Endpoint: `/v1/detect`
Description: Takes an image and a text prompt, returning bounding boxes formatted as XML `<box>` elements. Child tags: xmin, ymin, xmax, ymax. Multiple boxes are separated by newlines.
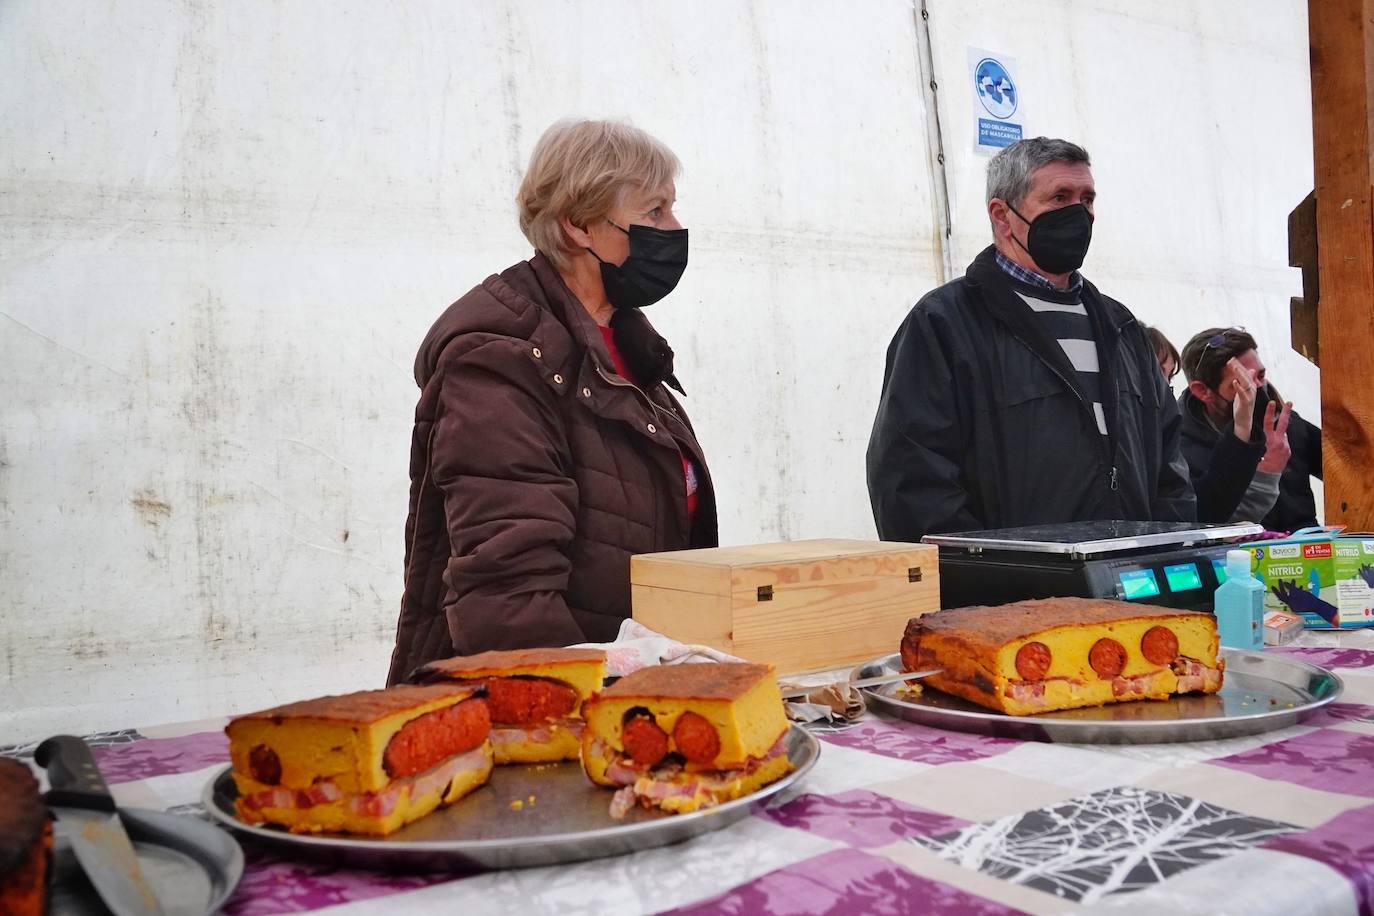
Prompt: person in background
<box><xmin>1143</xmin><ymin>324</ymin><xmax>1180</xmax><ymax>387</ymax></box>
<box><xmin>387</xmin><ymin>119</ymin><xmax>717</xmax><ymax>684</ymax></box>
<box><xmin>1178</xmin><ymin>327</ymin><xmax>1322</xmax><ymax>531</ymax></box>
<box><xmin>867</xmin><ymin>137</ymin><xmax>1194</xmax><ymax>542</ymax></box>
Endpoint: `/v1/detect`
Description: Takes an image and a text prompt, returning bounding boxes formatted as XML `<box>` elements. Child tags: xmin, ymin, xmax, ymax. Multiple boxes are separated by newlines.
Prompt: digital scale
<box><xmin>922</xmin><ymin>520</ymin><xmax>1264</xmax><ymax>612</ymax></box>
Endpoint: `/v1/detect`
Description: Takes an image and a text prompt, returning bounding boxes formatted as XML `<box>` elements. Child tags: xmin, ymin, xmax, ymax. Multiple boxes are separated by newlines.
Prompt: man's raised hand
<box><xmin>1257</xmin><ymin>398</ymin><xmax>1293</xmax><ymax>473</ymax></box>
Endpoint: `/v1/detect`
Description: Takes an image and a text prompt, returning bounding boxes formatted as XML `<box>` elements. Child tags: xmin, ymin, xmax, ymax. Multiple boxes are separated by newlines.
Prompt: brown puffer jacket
<box><xmin>386</xmin><ymin>253</ymin><xmax>718</xmax><ymax>684</ymax></box>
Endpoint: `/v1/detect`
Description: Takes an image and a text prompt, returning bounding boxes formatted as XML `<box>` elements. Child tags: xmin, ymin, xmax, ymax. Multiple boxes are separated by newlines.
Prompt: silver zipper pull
<box><xmin>1109</xmin><ymin>466</ymin><xmax>1119</xmax><ymax>491</ymax></box>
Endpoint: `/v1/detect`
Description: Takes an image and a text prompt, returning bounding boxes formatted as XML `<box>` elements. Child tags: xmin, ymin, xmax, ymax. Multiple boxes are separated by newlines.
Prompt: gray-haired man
<box><xmin>867</xmin><ymin>137</ymin><xmax>1195</xmax><ymax>541</ymax></box>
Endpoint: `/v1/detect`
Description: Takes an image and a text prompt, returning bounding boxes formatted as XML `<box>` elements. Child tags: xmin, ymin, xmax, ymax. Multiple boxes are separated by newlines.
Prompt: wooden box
<box><xmin>631</xmin><ymin>538</ymin><xmax>939</xmax><ymax>675</ymax></box>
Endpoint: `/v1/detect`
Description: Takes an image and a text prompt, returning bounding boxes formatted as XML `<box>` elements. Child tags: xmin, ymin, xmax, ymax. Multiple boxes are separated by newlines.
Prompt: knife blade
<box><xmin>35</xmin><ymin>735</ymin><xmax>166</xmax><ymax>916</ymax></box>
<box><xmin>780</xmin><ymin>667</ymin><xmax>944</xmax><ymax>701</ymax></box>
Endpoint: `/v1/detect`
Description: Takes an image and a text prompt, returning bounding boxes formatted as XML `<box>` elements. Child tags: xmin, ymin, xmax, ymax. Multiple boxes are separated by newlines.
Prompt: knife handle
<box><xmin>35</xmin><ymin>735</ymin><xmax>117</xmax><ymax>812</ymax></box>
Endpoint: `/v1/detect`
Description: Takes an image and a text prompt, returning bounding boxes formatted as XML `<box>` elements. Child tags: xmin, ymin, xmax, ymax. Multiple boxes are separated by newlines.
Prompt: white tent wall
<box><xmin>0</xmin><ymin>0</ymin><xmax>941</xmax><ymax>740</ymax></box>
<box><xmin>0</xmin><ymin>0</ymin><xmax>1311</xmax><ymax>741</ymax></box>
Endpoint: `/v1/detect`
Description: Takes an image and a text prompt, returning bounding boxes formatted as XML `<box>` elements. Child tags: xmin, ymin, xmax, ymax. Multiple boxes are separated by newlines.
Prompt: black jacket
<box><xmin>1266</xmin><ymin>406</ymin><xmax>1321</xmax><ymax>532</ymax></box>
<box><xmin>1176</xmin><ymin>389</ymin><xmax>1265</xmax><ymax>523</ymax></box>
<box><xmin>1177</xmin><ymin>387</ymin><xmax>1323</xmax><ymax>531</ymax></box>
<box><xmin>867</xmin><ymin>246</ymin><xmax>1195</xmax><ymax>541</ymax></box>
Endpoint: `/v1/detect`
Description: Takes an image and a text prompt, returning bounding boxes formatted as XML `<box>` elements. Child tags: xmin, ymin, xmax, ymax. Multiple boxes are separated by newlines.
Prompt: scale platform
<box><xmin>923</xmin><ymin>520</ymin><xmax>1264</xmax><ymax>611</ymax></box>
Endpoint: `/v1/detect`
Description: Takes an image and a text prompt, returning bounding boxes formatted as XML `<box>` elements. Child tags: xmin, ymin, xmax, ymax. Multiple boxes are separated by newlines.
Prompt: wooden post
<box><xmin>1308</xmin><ymin>0</ymin><xmax>1374</xmax><ymax>530</ymax></box>
<box><xmin>1287</xmin><ymin>191</ymin><xmax>1319</xmax><ymax>367</ymax></box>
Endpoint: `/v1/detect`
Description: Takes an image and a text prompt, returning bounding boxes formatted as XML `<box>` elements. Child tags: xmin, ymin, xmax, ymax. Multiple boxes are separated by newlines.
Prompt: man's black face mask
<box><xmin>588</xmin><ymin>221</ymin><xmax>689</xmax><ymax>310</ymax></box>
<box><xmin>1007</xmin><ymin>202</ymin><xmax>1094</xmax><ymax>275</ymax></box>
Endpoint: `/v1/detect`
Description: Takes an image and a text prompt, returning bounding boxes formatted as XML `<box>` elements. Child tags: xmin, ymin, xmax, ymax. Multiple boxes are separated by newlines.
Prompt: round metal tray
<box><xmin>854</xmin><ymin>649</ymin><xmax>1343</xmax><ymax>744</ymax></box>
<box><xmin>202</xmin><ymin>724</ymin><xmax>818</xmax><ymax>871</ymax></box>
<box><xmin>51</xmin><ymin>807</ymin><xmax>244</xmax><ymax>916</ymax></box>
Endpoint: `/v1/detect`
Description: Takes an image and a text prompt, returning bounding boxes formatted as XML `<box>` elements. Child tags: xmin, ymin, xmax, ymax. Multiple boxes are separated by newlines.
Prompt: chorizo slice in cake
<box><xmin>412</xmin><ymin>648</ymin><xmax>607</xmax><ymax>764</ymax></box>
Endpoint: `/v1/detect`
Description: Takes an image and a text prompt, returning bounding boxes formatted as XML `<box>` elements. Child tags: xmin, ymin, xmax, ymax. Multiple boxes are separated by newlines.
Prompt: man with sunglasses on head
<box><xmin>868</xmin><ymin>138</ymin><xmax>1194</xmax><ymax>542</ymax></box>
<box><xmin>1178</xmin><ymin>328</ymin><xmax>1322</xmax><ymax>530</ymax></box>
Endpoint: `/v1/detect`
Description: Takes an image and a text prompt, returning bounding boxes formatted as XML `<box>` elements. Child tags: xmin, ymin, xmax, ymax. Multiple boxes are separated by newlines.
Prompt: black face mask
<box><xmin>1007</xmin><ymin>202</ymin><xmax>1094</xmax><ymax>275</ymax></box>
<box><xmin>1234</xmin><ymin>382</ymin><xmax>1272</xmax><ymax>431</ymax></box>
<box><xmin>588</xmin><ymin>221</ymin><xmax>688</xmax><ymax>309</ymax></box>
<box><xmin>1252</xmin><ymin>383</ymin><xmax>1272</xmax><ymax>429</ymax></box>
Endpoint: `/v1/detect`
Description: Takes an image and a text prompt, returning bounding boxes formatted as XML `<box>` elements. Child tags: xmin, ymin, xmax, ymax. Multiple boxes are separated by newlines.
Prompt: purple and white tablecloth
<box><xmin>9</xmin><ymin>633</ymin><xmax>1374</xmax><ymax>914</ymax></box>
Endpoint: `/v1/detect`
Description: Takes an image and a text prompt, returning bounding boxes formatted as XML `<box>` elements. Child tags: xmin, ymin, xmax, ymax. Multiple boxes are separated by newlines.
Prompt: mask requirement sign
<box><xmin>969</xmin><ymin>47</ymin><xmax>1024</xmax><ymax>153</ymax></box>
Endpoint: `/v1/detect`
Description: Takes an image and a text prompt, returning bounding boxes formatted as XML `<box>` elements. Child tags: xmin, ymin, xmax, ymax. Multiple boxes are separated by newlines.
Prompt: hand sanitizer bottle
<box><xmin>1215</xmin><ymin>549</ymin><xmax>1265</xmax><ymax>650</ymax></box>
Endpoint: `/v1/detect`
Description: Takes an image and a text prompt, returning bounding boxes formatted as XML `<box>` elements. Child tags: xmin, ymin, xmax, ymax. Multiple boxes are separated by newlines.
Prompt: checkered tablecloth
<box><xmin>10</xmin><ymin>633</ymin><xmax>1374</xmax><ymax>915</ymax></box>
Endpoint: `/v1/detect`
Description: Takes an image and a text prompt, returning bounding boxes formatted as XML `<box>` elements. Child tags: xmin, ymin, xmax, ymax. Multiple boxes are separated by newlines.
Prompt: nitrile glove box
<box><xmin>1244</xmin><ymin>528</ymin><xmax>1374</xmax><ymax>629</ymax></box>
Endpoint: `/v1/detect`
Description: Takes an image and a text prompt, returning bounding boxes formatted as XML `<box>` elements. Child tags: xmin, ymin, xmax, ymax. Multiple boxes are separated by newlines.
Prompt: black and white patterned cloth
<box><xmin>914</xmin><ymin>785</ymin><xmax>1301</xmax><ymax>904</ymax></box>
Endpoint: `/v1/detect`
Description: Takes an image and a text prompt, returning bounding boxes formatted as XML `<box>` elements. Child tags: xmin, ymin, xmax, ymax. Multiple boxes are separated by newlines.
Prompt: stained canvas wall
<box><xmin>0</xmin><ymin>0</ymin><xmax>1312</xmax><ymax>740</ymax></box>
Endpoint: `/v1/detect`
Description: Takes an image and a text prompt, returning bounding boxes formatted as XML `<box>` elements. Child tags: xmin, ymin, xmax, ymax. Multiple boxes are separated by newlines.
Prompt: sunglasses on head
<box><xmin>1191</xmin><ymin>326</ymin><xmax>1246</xmax><ymax>379</ymax></box>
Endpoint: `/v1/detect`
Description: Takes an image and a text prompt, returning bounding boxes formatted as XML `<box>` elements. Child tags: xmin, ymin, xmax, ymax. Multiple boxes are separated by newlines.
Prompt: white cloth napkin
<box><xmin>571</xmin><ymin>619</ymin><xmax>743</xmax><ymax>677</ymax></box>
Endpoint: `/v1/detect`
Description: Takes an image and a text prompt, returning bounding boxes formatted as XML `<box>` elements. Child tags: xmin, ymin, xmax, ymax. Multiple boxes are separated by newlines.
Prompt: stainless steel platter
<box><xmin>854</xmin><ymin>649</ymin><xmax>1342</xmax><ymax>744</ymax></box>
<box><xmin>202</xmin><ymin>724</ymin><xmax>818</xmax><ymax>871</ymax></box>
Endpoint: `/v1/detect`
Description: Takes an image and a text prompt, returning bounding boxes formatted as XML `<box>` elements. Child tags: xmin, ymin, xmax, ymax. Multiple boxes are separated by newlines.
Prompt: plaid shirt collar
<box><xmin>995</xmin><ymin>250</ymin><xmax>1083</xmax><ymax>294</ymax></box>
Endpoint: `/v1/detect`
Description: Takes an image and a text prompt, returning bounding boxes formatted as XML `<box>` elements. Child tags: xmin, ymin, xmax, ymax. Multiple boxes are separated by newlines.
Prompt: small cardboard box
<box><xmin>1263</xmin><ymin>610</ymin><xmax>1304</xmax><ymax>645</ymax></box>
<box><xmin>631</xmin><ymin>539</ymin><xmax>939</xmax><ymax>675</ymax></box>
<box><xmin>1245</xmin><ymin>530</ymin><xmax>1374</xmax><ymax>629</ymax></box>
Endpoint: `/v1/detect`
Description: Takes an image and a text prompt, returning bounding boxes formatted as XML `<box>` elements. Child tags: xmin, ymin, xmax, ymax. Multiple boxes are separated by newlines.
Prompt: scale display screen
<box><xmin>1212</xmin><ymin>558</ymin><xmax>1229</xmax><ymax>585</ymax></box>
<box><xmin>1163</xmin><ymin>562</ymin><xmax>1203</xmax><ymax>593</ymax></box>
<box><xmin>1119</xmin><ymin>568</ymin><xmax>1161</xmax><ymax>600</ymax></box>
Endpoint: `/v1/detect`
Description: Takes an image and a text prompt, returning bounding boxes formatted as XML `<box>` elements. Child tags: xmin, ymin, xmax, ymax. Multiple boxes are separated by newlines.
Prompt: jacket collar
<box><xmin>528</xmin><ymin>255</ymin><xmax>698</xmax><ymax>453</ymax></box>
<box><xmin>992</xmin><ymin>249</ymin><xmax>1085</xmax><ymax>294</ymax></box>
<box><xmin>966</xmin><ymin>245</ymin><xmax>1133</xmax><ymax>328</ymax></box>
<box><xmin>1178</xmin><ymin>389</ymin><xmax>1224</xmax><ymax>442</ymax></box>
<box><xmin>529</xmin><ymin>253</ymin><xmax>682</xmax><ymax>394</ymax></box>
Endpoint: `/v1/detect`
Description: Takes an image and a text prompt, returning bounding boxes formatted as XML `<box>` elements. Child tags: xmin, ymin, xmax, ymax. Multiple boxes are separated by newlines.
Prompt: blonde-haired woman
<box><xmin>388</xmin><ymin>119</ymin><xmax>715</xmax><ymax>682</ymax></box>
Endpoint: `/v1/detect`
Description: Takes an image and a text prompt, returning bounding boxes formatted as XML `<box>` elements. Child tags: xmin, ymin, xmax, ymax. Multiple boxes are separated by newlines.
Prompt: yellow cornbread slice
<box><xmin>581</xmin><ymin>662</ymin><xmax>788</xmax><ymax>785</ymax></box>
<box><xmin>902</xmin><ymin>598</ymin><xmax>1223</xmax><ymax>716</ymax></box>
<box><xmin>235</xmin><ymin>744</ymin><xmax>493</xmax><ymax>836</ymax></box>
<box><xmin>226</xmin><ymin>684</ymin><xmax>482</xmax><ymax>795</ymax></box>
<box><xmin>412</xmin><ymin>648</ymin><xmax>607</xmax><ymax>713</ymax></box>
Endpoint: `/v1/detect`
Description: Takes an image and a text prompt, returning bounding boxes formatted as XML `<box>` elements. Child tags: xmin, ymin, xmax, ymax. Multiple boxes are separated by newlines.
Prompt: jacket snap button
<box><xmin>582</xmin><ymin>387</ymin><xmax>591</xmax><ymax>398</ymax></box>
<box><xmin>553</xmin><ymin>373</ymin><xmax>564</xmax><ymax>384</ymax></box>
<box><xmin>647</xmin><ymin>423</ymin><xmax>657</xmax><ymax>434</ymax></box>
<box><xmin>532</xmin><ymin>347</ymin><xmax>542</xmax><ymax>359</ymax></box>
